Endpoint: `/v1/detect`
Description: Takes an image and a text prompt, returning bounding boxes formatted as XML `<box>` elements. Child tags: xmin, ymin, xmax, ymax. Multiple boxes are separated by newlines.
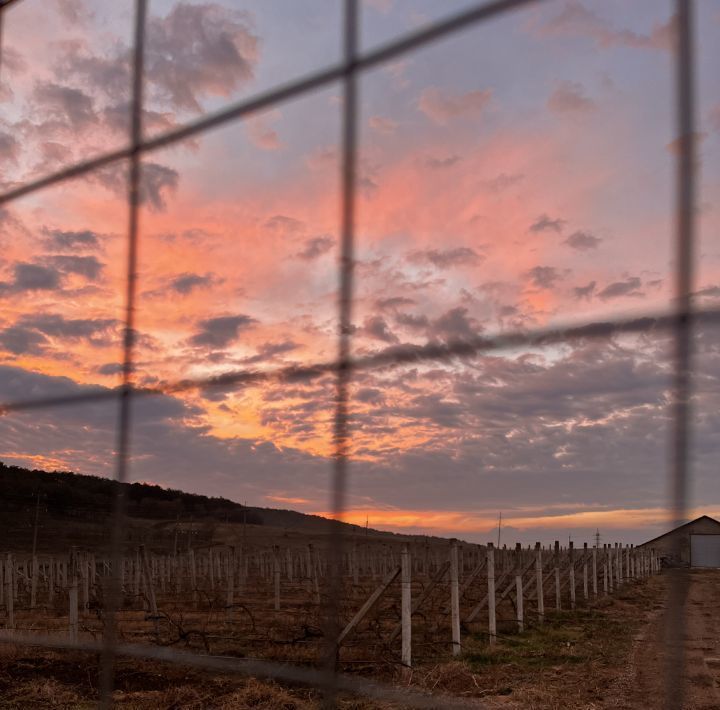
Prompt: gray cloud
<box><xmin>598</xmin><ymin>277</ymin><xmax>643</xmax><ymax>300</ymax></box>
<box><xmin>547</xmin><ymin>80</ymin><xmax>596</xmax><ymax>114</ymax></box>
<box><xmin>423</xmin><ymin>154</ymin><xmax>460</xmax><ymax>170</ymax></box>
<box><xmin>409</xmin><ymin>247</ymin><xmax>482</xmax><ymax>269</ymax></box>
<box><xmin>189</xmin><ymin>314</ymin><xmax>257</xmax><ymax>349</ymax></box>
<box><xmin>145</xmin><ymin>2</ymin><xmax>259</xmax><ymax>112</ymax></box>
<box><xmin>46</xmin><ymin>255</ymin><xmax>104</xmax><ymax>280</ymax></box>
<box><xmin>564</xmin><ymin>230</ymin><xmax>602</xmax><ymax>251</ymax></box>
<box><xmin>92</xmin><ymin>161</ymin><xmax>178</xmax><ymax>211</ymax></box>
<box><xmin>430</xmin><ymin>307</ymin><xmax>478</xmax><ymax>340</ymax></box>
<box><xmin>0</xmin><ymin>326</ymin><xmax>48</xmax><ymax>355</ymax></box>
<box><xmin>529</xmin><ymin>214</ymin><xmax>566</xmax><ymax>233</ymax></box>
<box><xmin>170</xmin><ymin>272</ymin><xmax>217</xmax><ymax>295</ymax></box>
<box><xmin>296</xmin><ymin>236</ymin><xmax>334</xmax><ymax>260</ymax></box>
<box><xmin>395</xmin><ymin>312</ymin><xmax>430</xmax><ymax>330</ymax></box>
<box><xmin>0</xmin><ymin>131</ymin><xmax>20</xmax><ymax>164</ymax></box>
<box><xmin>527</xmin><ymin>265</ymin><xmax>563</xmax><ymax>289</ymax></box>
<box><xmin>241</xmin><ymin>340</ymin><xmax>300</xmax><ymax>365</ymax></box>
<box><xmin>363</xmin><ymin>316</ymin><xmax>399</xmax><ymax>344</ymax></box>
<box><xmin>573</xmin><ymin>280</ymin><xmax>597</xmax><ymax>300</ymax></box>
<box><xmin>33</xmin><ymin>82</ymin><xmax>97</xmax><ymax>131</ymax></box>
<box><xmin>481</xmin><ymin>172</ymin><xmax>524</xmax><ymax>192</ymax></box>
<box><xmin>17</xmin><ymin>313</ymin><xmax>118</xmax><ymax>344</ymax></box>
<box><xmin>1</xmin><ymin>263</ymin><xmax>62</xmax><ymax>293</ymax></box>
<box><xmin>375</xmin><ymin>296</ymin><xmax>416</xmax><ymax>311</ymax></box>
<box><xmin>44</xmin><ymin>229</ymin><xmax>101</xmax><ymax>251</ymax></box>
<box><xmin>264</xmin><ymin>215</ymin><xmax>304</xmax><ymax>234</ymax></box>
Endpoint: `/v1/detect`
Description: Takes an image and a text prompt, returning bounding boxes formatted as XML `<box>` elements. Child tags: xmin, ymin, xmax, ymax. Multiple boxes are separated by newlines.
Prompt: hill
<box><xmin>0</xmin><ymin>461</ymin><xmax>410</xmax><ymax>553</ymax></box>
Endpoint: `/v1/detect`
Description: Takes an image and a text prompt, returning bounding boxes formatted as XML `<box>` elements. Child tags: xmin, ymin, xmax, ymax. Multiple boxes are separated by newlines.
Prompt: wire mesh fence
<box><xmin>0</xmin><ymin>0</ymin><xmax>708</xmax><ymax>707</ymax></box>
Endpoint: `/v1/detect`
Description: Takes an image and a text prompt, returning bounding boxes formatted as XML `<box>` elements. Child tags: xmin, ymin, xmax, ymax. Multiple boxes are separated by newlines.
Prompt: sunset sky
<box><xmin>0</xmin><ymin>0</ymin><xmax>719</xmax><ymax>544</ymax></box>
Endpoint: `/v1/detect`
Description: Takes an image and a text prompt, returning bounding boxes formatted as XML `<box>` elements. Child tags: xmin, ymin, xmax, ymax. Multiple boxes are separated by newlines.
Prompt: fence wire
<box><xmin>0</xmin><ymin>0</ymin><xmax>699</xmax><ymax>708</ymax></box>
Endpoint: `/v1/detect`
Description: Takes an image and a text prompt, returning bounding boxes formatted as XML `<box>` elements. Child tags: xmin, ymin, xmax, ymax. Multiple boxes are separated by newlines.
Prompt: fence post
<box><xmin>515</xmin><ymin>543</ymin><xmax>524</xmax><ymax>633</ymax></box>
<box><xmin>487</xmin><ymin>542</ymin><xmax>496</xmax><ymax>644</ymax></box>
<box><xmin>582</xmin><ymin>542</ymin><xmax>588</xmax><ymax>601</ymax></box>
<box><xmin>450</xmin><ymin>539</ymin><xmax>461</xmax><ymax>656</ymax></box>
<box><xmin>401</xmin><ymin>543</ymin><xmax>411</xmax><ymax>672</ymax></box>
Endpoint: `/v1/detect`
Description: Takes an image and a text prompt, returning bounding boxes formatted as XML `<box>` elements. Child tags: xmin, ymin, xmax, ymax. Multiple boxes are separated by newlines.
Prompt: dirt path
<box><xmin>605</xmin><ymin>569</ymin><xmax>720</xmax><ymax>710</ymax></box>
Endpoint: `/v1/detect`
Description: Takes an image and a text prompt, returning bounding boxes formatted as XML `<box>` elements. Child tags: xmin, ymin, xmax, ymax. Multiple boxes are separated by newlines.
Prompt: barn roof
<box><xmin>638</xmin><ymin>515</ymin><xmax>720</xmax><ymax>547</ymax></box>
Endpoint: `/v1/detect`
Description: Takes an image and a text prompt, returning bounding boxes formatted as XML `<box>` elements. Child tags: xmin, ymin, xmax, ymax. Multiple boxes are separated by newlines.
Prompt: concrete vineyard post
<box><xmin>569</xmin><ymin>541</ymin><xmax>576</xmax><ymax>610</ymax></box>
<box><xmin>5</xmin><ymin>554</ymin><xmax>13</xmax><ymax>631</ymax></box>
<box><xmin>68</xmin><ymin>549</ymin><xmax>78</xmax><ymax>642</ymax></box>
<box><xmin>139</xmin><ymin>545</ymin><xmax>158</xmax><ymax>616</ymax></box>
<box><xmin>273</xmin><ymin>546</ymin><xmax>281</xmax><ymax>611</ymax></box>
<box><xmin>592</xmin><ymin>545</ymin><xmax>598</xmax><ymax>596</ymax></box>
<box><xmin>401</xmin><ymin>543</ymin><xmax>411</xmax><ymax>672</ymax></box>
<box><xmin>30</xmin><ymin>555</ymin><xmax>38</xmax><ymax>610</ymax></box>
<box><xmin>535</xmin><ymin>542</ymin><xmax>544</xmax><ymax>623</ymax></box>
<box><xmin>515</xmin><ymin>543</ymin><xmax>524</xmax><ymax>633</ymax></box>
<box><xmin>582</xmin><ymin>542</ymin><xmax>589</xmax><ymax>601</ymax></box>
<box><xmin>449</xmin><ymin>539</ymin><xmax>461</xmax><ymax>656</ymax></box>
<box><xmin>487</xmin><ymin>542</ymin><xmax>496</xmax><ymax>645</ymax></box>
<box><xmin>554</xmin><ymin>541</ymin><xmax>561</xmax><ymax>610</ymax></box>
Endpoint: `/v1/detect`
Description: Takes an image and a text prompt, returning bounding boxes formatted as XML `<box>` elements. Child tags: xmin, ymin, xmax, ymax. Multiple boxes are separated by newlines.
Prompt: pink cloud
<box><xmin>245</xmin><ymin>111</ymin><xmax>283</xmax><ymax>151</ymax></box>
<box><xmin>418</xmin><ymin>86</ymin><xmax>492</xmax><ymax>125</ymax></box>
<box><xmin>533</xmin><ymin>1</ymin><xmax>674</xmax><ymax>52</ymax></box>
<box><xmin>368</xmin><ymin>115</ymin><xmax>398</xmax><ymax>134</ymax></box>
<box><xmin>547</xmin><ymin>80</ymin><xmax>596</xmax><ymax>114</ymax></box>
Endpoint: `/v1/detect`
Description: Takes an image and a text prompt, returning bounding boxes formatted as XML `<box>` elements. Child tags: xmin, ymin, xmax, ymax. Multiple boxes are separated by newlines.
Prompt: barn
<box><xmin>638</xmin><ymin>515</ymin><xmax>720</xmax><ymax>567</ymax></box>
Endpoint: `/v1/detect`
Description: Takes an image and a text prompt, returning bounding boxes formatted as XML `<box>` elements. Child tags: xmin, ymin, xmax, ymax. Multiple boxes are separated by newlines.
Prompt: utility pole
<box><xmin>594</xmin><ymin>529</ymin><xmax>601</xmax><ymax>548</ymax></box>
<box><xmin>497</xmin><ymin>512</ymin><xmax>502</xmax><ymax>548</ymax></box>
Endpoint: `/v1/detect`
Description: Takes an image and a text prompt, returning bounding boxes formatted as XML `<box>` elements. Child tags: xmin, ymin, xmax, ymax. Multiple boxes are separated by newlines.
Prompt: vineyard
<box><xmin>1</xmin><ymin>537</ymin><xmax>659</xmax><ymax>677</ymax></box>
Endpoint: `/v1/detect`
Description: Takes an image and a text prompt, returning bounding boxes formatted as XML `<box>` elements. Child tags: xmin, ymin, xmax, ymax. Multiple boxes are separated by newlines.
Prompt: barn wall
<box><xmin>640</xmin><ymin>518</ymin><xmax>720</xmax><ymax>566</ymax></box>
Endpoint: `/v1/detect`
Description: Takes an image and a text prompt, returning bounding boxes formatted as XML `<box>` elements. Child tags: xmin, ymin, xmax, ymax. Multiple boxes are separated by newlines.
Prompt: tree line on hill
<box><xmin>0</xmin><ymin>462</ymin><xmax>264</xmax><ymax>525</ymax></box>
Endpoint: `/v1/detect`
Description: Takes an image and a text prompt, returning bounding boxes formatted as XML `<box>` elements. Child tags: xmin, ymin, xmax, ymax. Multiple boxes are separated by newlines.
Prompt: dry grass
<box><xmin>0</xmin><ymin>577</ymin><xmax>665</xmax><ymax>709</ymax></box>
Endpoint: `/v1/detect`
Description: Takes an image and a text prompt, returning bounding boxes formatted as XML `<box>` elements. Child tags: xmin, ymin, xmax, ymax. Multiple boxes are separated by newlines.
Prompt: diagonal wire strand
<box><xmin>1</xmin><ymin>307</ymin><xmax>718</xmax><ymax>415</ymax></box>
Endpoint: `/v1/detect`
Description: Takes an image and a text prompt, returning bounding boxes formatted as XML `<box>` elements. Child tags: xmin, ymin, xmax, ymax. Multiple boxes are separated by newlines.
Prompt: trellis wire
<box><xmin>0</xmin><ymin>0</ymin><xmax>699</xmax><ymax>708</ymax></box>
